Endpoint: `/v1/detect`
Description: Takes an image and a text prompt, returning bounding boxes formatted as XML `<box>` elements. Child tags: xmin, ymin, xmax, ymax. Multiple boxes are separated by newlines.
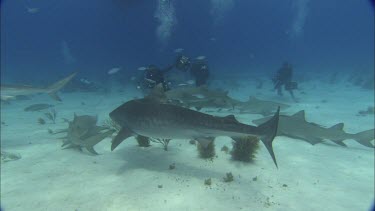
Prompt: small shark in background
<box><xmin>165</xmin><ymin>86</ymin><xmax>237</xmax><ymax>110</ymax></box>
<box><xmin>0</xmin><ymin>72</ymin><xmax>77</xmax><ymax>101</ymax></box>
<box><xmin>109</xmin><ymin>91</ymin><xmax>281</xmax><ymax>167</ymax></box>
<box><xmin>236</xmin><ymin>96</ymin><xmax>290</xmax><ymax>116</ymax></box>
<box><xmin>252</xmin><ymin>110</ymin><xmax>375</xmax><ymax>148</ymax></box>
<box><xmin>163</xmin><ymin>86</ymin><xmax>289</xmax><ymax>116</ymax></box>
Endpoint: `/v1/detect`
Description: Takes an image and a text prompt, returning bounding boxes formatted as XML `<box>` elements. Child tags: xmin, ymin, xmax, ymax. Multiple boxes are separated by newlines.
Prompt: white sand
<box><xmin>1</xmin><ymin>81</ymin><xmax>374</xmax><ymax>211</ymax></box>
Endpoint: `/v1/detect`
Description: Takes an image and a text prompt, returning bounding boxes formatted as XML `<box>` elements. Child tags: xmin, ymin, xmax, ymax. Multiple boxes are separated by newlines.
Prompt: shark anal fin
<box><xmin>332</xmin><ymin>140</ymin><xmax>347</xmax><ymax>147</ymax></box>
<box><xmin>306</xmin><ymin>137</ymin><xmax>324</xmax><ymax>145</ymax></box>
<box><xmin>111</xmin><ymin>127</ymin><xmax>133</xmax><ymax>151</ymax></box>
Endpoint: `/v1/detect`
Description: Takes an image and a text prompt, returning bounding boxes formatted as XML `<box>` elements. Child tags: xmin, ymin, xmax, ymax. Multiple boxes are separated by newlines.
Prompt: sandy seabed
<box><xmin>1</xmin><ymin>80</ymin><xmax>374</xmax><ymax>211</ymax></box>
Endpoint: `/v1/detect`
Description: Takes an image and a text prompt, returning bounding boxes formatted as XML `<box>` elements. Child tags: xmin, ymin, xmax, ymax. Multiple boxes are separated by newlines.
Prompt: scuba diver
<box><xmin>190</xmin><ymin>58</ymin><xmax>210</xmax><ymax>86</ymax></box>
<box><xmin>174</xmin><ymin>55</ymin><xmax>210</xmax><ymax>87</ymax></box>
<box><xmin>272</xmin><ymin>62</ymin><xmax>298</xmax><ymax>102</ymax></box>
<box><xmin>138</xmin><ymin>64</ymin><xmax>173</xmax><ymax>93</ymax></box>
<box><xmin>137</xmin><ymin>55</ymin><xmax>211</xmax><ymax>92</ymax></box>
<box><xmin>175</xmin><ymin>54</ymin><xmax>191</xmax><ymax>72</ymax></box>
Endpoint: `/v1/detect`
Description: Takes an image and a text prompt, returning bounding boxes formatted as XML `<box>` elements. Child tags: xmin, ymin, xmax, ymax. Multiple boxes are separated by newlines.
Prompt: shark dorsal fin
<box><xmin>291</xmin><ymin>110</ymin><xmax>306</xmax><ymax>120</ymax></box>
<box><xmin>329</xmin><ymin>123</ymin><xmax>344</xmax><ymax>130</ymax></box>
<box><xmin>223</xmin><ymin>114</ymin><xmax>239</xmax><ymax>123</ymax></box>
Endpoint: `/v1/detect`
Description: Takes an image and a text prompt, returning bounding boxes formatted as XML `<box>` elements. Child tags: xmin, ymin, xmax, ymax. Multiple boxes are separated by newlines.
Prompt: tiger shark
<box><xmin>252</xmin><ymin>110</ymin><xmax>375</xmax><ymax>148</ymax></box>
<box><xmin>109</xmin><ymin>95</ymin><xmax>281</xmax><ymax>168</ymax></box>
<box><xmin>0</xmin><ymin>72</ymin><xmax>77</xmax><ymax>101</ymax></box>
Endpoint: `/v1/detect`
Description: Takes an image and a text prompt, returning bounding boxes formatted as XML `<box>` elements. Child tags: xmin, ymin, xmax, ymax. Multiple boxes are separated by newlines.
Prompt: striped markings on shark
<box><xmin>252</xmin><ymin>110</ymin><xmax>374</xmax><ymax>148</ymax></box>
<box><xmin>0</xmin><ymin>72</ymin><xmax>77</xmax><ymax>102</ymax></box>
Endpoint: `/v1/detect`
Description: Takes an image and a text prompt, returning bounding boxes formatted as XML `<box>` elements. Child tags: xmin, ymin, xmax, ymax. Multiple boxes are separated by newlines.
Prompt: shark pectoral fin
<box><xmin>48</xmin><ymin>92</ymin><xmax>62</xmax><ymax>101</ymax></box>
<box><xmin>86</xmin><ymin>146</ymin><xmax>99</xmax><ymax>155</ymax></box>
<box><xmin>332</xmin><ymin>140</ymin><xmax>347</xmax><ymax>147</ymax></box>
<box><xmin>111</xmin><ymin>127</ymin><xmax>133</xmax><ymax>151</ymax></box>
<box><xmin>196</xmin><ymin>137</ymin><xmax>215</xmax><ymax>148</ymax></box>
<box><xmin>83</xmin><ymin>130</ymin><xmax>114</xmax><ymax>151</ymax></box>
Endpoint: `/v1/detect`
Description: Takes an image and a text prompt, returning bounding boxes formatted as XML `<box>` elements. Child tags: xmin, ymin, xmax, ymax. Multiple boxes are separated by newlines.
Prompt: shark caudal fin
<box><xmin>353</xmin><ymin>129</ymin><xmax>375</xmax><ymax>148</ymax></box>
<box><xmin>46</xmin><ymin>72</ymin><xmax>77</xmax><ymax>101</ymax></box>
<box><xmin>257</xmin><ymin>107</ymin><xmax>280</xmax><ymax>168</ymax></box>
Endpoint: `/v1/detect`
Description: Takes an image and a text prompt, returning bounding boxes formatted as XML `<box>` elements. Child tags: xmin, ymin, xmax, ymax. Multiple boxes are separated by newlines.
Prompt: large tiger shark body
<box><xmin>109</xmin><ymin>97</ymin><xmax>281</xmax><ymax>167</ymax></box>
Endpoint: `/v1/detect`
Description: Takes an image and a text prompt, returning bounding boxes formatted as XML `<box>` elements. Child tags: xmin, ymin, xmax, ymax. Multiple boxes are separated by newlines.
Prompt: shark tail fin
<box><xmin>257</xmin><ymin>107</ymin><xmax>280</xmax><ymax>168</ymax></box>
<box><xmin>46</xmin><ymin>72</ymin><xmax>77</xmax><ymax>101</ymax></box>
<box><xmin>353</xmin><ymin>129</ymin><xmax>375</xmax><ymax>148</ymax></box>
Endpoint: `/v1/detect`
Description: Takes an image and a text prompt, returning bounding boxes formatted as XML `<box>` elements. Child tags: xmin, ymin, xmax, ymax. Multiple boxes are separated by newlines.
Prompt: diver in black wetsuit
<box><xmin>175</xmin><ymin>54</ymin><xmax>191</xmax><ymax>72</ymax></box>
<box><xmin>174</xmin><ymin>55</ymin><xmax>210</xmax><ymax>87</ymax></box>
<box><xmin>272</xmin><ymin>62</ymin><xmax>298</xmax><ymax>102</ymax></box>
<box><xmin>138</xmin><ymin>55</ymin><xmax>210</xmax><ymax>92</ymax></box>
<box><xmin>138</xmin><ymin>64</ymin><xmax>173</xmax><ymax>92</ymax></box>
<box><xmin>190</xmin><ymin>59</ymin><xmax>210</xmax><ymax>86</ymax></box>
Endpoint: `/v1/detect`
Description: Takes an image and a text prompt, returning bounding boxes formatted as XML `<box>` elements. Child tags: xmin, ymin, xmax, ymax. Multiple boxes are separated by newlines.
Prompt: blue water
<box><xmin>1</xmin><ymin>1</ymin><xmax>374</xmax><ymax>210</ymax></box>
<box><xmin>1</xmin><ymin>0</ymin><xmax>373</xmax><ymax>82</ymax></box>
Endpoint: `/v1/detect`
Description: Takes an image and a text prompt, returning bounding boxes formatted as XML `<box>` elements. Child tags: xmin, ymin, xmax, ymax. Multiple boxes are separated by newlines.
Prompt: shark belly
<box><xmin>129</xmin><ymin>117</ymin><xmax>250</xmax><ymax>140</ymax></box>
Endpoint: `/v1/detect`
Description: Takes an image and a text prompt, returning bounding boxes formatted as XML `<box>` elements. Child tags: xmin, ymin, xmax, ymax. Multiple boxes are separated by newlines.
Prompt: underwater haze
<box><xmin>1</xmin><ymin>1</ymin><xmax>374</xmax><ymax>211</ymax></box>
<box><xmin>1</xmin><ymin>0</ymin><xmax>374</xmax><ymax>80</ymax></box>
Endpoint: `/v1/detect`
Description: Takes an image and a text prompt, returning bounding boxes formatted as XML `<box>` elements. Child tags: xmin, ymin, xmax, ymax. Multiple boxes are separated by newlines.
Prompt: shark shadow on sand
<box><xmin>253</xmin><ymin>110</ymin><xmax>375</xmax><ymax>148</ymax></box>
<box><xmin>113</xmin><ymin>145</ymin><xmax>227</xmax><ymax>179</ymax></box>
<box><xmin>53</xmin><ymin>114</ymin><xmax>115</xmax><ymax>154</ymax></box>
